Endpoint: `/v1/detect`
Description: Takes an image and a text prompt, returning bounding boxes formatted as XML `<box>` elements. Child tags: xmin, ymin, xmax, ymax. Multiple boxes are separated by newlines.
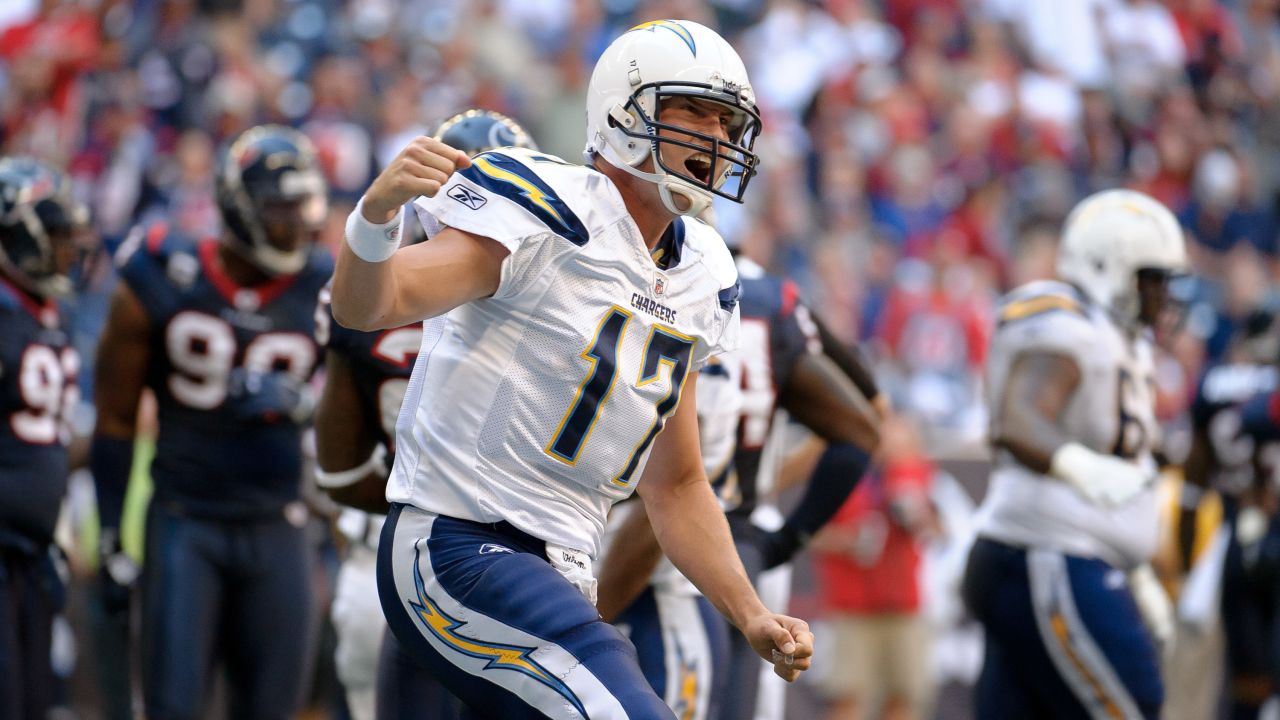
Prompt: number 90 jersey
<box><xmin>391</xmin><ymin>149</ymin><xmax>740</xmax><ymax>558</ymax></box>
<box><xmin>979</xmin><ymin>280</ymin><xmax>1161</xmax><ymax>568</ymax></box>
<box><xmin>117</xmin><ymin>226</ymin><xmax>333</xmax><ymax>517</ymax></box>
<box><xmin>0</xmin><ymin>278</ymin><xmax>77</xmax><ymax>543</ymax></box>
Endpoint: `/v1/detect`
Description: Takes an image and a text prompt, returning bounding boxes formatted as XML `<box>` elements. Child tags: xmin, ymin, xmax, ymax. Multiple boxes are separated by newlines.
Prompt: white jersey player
<box><xmin>963</xmin><ymin>189</ymin><xmax>1188</xmax><ymax>719</ymax></box>
<box><xmin>329</xmin><ymin>20</ymin><xmax>814</xmax><ymax>719</ymax></box>
<box><xmin>315</xmin><ymin>109</ymin><xmax>538</xmax><ymax>720</ymax></box>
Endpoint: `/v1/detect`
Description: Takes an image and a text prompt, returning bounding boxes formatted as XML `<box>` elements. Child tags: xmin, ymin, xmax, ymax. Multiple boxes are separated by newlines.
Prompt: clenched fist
<box><xmin>744</xmin><ymin>612</ymin><xmax>815</xmax><ymax>682</ymax></box>
<box><xmin>362</xmin><ymin>137</ymin><xmax>472</xmax><ymax>224</ymax></box>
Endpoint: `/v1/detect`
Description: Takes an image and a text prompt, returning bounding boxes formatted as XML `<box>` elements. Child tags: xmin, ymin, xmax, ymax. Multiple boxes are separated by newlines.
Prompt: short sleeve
<box><xmin>769</xmin><ymin>290</ymin><xmax>822</xmax><ymax>389</ymax></box>
<box><xmin>115</xmin><ymin>224</ymin><xmax>183</xmax><ymax>325</ymax></box>
<box><xmin>696</xmin><ymin>354</ymin><xmax>742</xmax><ymax>477</ymax></box>
<box><xmin>993</xmin><ymin>293</ymin><xmax>1095</xmax><ymax>371</ymax></box>
<box><xmin>693</xmin><ymin>281</ymin><xmax>740</xmax><ymax>372</ymax></box>
<box><xmin>413</xmin><ymin>151</ymin><xmax>590</xmax><ymax>300</ymax></box>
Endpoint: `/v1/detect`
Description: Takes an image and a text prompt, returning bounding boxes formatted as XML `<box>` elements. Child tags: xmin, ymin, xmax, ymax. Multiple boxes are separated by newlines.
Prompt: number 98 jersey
<box><xmin>117</xmin><ymin>225</ymin><xmax>333</xmax><ymax>517</ymax></box>
<box><xmin>317</xmin><ymin>285</ymin><xmax>425</xmax><ymax>451</ymax></box>
<box><xmin>391</xmin><ymin>149</ymin><xmax>740</xmax><ymax>558</ymax></box>
<box><xmin>979</xmin><ymin>280</ymin><xmax>1161</xmax><ymax>568</ymax></box>
<box><xmin>0</xmin><ymin>277</ymin><xmax>76</xmax><ymax>543</ymax></box>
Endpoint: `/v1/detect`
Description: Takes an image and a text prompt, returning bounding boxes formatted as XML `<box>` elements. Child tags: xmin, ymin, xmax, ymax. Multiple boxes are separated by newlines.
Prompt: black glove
<box><xmin>729</xmin><ymin>515</ymin><xmax>806</xmax><ymax>573</ymax></box>
<box><xmin>98</xmin><ymin>529</ymin><xmax>138</xmax><ymax>616</ymax></box>
<box><xmin>226</xmin><ymin>369</ymin><xmax>315</xmax><ymax>424</ymax></box>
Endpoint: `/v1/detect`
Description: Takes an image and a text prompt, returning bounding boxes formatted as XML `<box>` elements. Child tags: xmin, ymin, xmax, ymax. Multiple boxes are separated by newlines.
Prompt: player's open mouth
<box><xmin>684</xmin><ymin>153</ymin><xmax>712</xmax><ymax>184</ymax></box>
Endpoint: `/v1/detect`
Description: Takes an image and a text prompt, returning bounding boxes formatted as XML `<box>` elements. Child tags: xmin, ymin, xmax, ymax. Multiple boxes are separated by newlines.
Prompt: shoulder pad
<box><xmin>996</xmin><ymin>280</ymin><xmax>1087</xmax><ymax>327</ymax></box>
<box><xmin>683</xmin><ymin>218</ymin><xmax>738</xmax><ymax>292</ymax></box>
<box><xmin>995</xmin><ymin>286</ymin><xmax>1096</xmax><ymax>364</ymax></box>
<box><xmin>1200</xmin><ymin>363</ymin><xmax>1280</xmax><ymax>405</ymax></box>
<box><xmin>301</xmin><ymin>246</ymin><xmax>336</xmax><ymax>283</ymax></box>
<box><xmin>0</xmin><ymin>281</ymin><xmax>20</xmax><ymax>313</ymax></box>
<box><xmin>417</xmin><ymin>150</ymin><xmax>607</xmax><ymax>250</ymax></box>
<box><xmin>114</xmin><ymin>222</ymin><xmax>200</xmax><ymax>269</ymax></box>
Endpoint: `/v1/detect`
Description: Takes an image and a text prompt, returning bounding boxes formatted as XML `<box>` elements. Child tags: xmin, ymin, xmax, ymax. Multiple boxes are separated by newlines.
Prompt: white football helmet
<box><xmin>585</xmin><ymin>20</ymin><xmax>761</xmax><ymax>217</ymax></box>
<box><xmin>1057</xmin><ymin>189</ymin><xmax>1188</xmax><ymax>326</ymax></box>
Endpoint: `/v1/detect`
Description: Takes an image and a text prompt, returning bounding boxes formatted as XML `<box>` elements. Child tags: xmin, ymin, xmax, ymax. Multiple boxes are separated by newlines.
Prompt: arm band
<box><xmin>784</xmin><ymin>441</ymin><xmax>872</xmax><ymax>540</ymax></box>
<box><xmin>90</xmin><ymin>435</ymin><xmax>134</xmax><ymax>532</ymax></box>
<box><xmin>344</xmin><ymin>200</ymin><xmax>404</xmax><ymax>263</ymax></box>
<box><xmin>315</xmin><ymin>445</ymin><xmax>388</xmax><ymax>489</ymax></box>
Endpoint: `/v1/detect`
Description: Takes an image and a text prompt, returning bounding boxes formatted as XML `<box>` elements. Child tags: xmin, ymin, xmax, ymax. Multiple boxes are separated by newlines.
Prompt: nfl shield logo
<box><xmin>654</xmin><ymin>275</ymin><xmax>666</xmax><ymax>296</ymax></box>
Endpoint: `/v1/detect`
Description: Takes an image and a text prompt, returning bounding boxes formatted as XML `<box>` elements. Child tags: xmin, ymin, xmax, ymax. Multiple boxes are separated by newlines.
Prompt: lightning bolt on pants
<box><xmin>377</xmin><ymin>504</ymin><xmax>675</xmax><ymax>719</ymax></box>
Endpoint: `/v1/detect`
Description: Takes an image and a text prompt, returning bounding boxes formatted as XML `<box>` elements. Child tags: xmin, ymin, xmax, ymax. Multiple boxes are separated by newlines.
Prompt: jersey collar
<box><xmin>199</xmin><ymin>239</ymin><xmax>298</xmax><ymax>310</ymax></box>
<box><xmin>0</xmin><ymin>274</ymin><xmax>59</xmax><ymax>327</ymax></box>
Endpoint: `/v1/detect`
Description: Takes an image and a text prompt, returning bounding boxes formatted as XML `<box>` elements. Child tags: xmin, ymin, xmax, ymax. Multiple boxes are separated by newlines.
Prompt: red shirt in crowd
<box><xmin>815</xmin><ymin>458</ymin><xmax>934</xmax><ymax>614</ymax></box>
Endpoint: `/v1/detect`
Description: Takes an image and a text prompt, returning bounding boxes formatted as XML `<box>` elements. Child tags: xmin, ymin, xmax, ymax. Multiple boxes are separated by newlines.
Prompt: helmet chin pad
<box><xmin>224</xmin><ymin>234</ymin><xmax>307</xmax><ymax>276</ymax></box>
<box><xmin>599</xmin><ymin>143</ymin><xmax>714</xmax><ymax>217</ymax></box>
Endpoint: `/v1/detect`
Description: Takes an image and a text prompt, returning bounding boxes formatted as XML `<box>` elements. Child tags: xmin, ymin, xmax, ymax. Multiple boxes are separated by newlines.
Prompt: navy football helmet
<box><xmin>217</xmin><ymin>125</ymin><xmax>327</xmax><ymax>276</ymax></box>
<box><xmin>433</xmin><ymin>109</ymin><xmax>538</xmax><ymax>156</ymax></box>
<box><xmin>0</xmin><ymin>157</ymin><xmax>87</xmax><ymax>298</ymax></box>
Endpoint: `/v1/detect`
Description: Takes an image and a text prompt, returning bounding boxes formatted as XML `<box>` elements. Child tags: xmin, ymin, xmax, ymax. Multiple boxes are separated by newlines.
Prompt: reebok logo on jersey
<box><xmin>479</xmin><ymin>543</ymin><xmax>513</xmax><ymax>555</ymax></box>
<box><xmin>448</xmin><ymin>184</ymin><xmax>487</xmax><ymax>210</ymax></box>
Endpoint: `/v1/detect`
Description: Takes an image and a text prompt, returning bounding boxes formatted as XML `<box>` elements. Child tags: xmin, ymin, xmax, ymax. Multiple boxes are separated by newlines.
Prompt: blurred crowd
<box><xmin>5</xmin><ymin>0</ymin><xmax>1280</xmax><ymax>717</ymax></box>
<box><xmin>8</xmin><ymin>0</ymin><xmax>1280</xmax><ymax>441</ymax></box>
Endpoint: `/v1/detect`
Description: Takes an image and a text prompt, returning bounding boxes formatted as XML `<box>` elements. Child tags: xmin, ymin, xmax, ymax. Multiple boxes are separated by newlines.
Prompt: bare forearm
<box><xmin>642</xmin><ymin>477</ymin><xmax>767</xmax><ymax>630</ymax></box>
<box><xmin>994</xmin><ymin>352</ymin><xmax>1081</xmax><ymax>474</ymax></box>
<box><xmin>331</xmin><ymin>242</ymin><xmax>400</xmax><ymax>331</ymax></box>
<box><xmin>596</xmin><ymin>501</ymin><xmax>663</xmax><ymax>622</ymax></box>
<box><xmin>996</xmin><ymin>407</ymin><xmax>1068</xmax><ymax>473</ymax></box>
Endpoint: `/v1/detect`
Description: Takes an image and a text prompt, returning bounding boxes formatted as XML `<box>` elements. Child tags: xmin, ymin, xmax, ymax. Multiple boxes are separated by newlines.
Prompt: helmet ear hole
<box><xmin>608</xmin><ymin>104</ymin><xmax>636</xmax><ymax>130</ymax></box>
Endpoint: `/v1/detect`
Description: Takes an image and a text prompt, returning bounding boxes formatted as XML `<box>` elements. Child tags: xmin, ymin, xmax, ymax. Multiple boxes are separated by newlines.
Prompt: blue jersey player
<box><xmin>90</xmin><ymin>125</ymin><xmax>332</xmax><ymax>720</ymax></box>
<box><xmin>1184</xmin><ymin>312</ymin><xmax>1280</xmax><ymax>717</ymax></box>
<box><xmin>0</xmin><ymin>157</ymin><xmax>87</xmax><ymax>720</ymax></box>
<box><xmin>314</xmin><ymin>109</ymin><xmax>537</xmax><ymax>720</ymax></box>
<box><xmin>332</xmin><ymin>20</ymin><xmax>814</xmax><ymax>719</ymax></box>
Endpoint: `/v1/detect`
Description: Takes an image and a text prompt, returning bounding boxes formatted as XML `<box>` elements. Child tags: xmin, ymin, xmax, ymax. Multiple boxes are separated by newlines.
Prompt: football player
<box><xmin>962</xmin><ymin>190</ymin><xmax>1186</xmax><ymax>719</ymax></box>
<box><xmin>0</xmin><ymin>157</ymin><xmax>86</xmax><ymax>720</ymax></box>
<box><xmin>90</xmin><ymin>125</ymin><xmax>332</xmax><ymax>720</ymax></box>
<box><xmin>331</xmin><ymin>20</ymin><xmax>815</xmax><ymax>718</ymax></box>
<box><xmin>314</xmin><ymin>109</ymin><xmax>537</xmax><ymax>720</ymax></box>
<box><xmin>596</xmin><ymin>235</ymin><xmax>883</xmax><ymax>720</ymax></box>
<box><xmin>1183</xmin><ymin>311</ymin><xmax>1280</xmax><ymax>716</ymax></box>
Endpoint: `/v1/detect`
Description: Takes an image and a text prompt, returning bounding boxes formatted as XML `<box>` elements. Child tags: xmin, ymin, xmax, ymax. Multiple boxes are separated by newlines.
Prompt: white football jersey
<box><xmin>977</xmin><ymin>280</ymin><xmax>1161</xmax><ymax>568</ymax></box>
<box><xmin>388</xmin><ymin>148</ymin><xmax>741</xmax><ymax>558</ymax></box>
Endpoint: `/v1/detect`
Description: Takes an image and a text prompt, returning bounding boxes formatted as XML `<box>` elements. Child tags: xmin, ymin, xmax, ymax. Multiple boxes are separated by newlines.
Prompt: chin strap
<box><xmin>598</xmin><ymin>144</ymin><xmax>714</xmax><ymax>218</ymax></box>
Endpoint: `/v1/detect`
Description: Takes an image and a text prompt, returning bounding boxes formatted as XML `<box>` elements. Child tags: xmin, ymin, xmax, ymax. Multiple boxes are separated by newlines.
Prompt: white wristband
<box><xmin>315</xmin><ymin>445</ymin><xmax>388</xmax><ymax>489</ymax></box>
<box><xmin>1048</xmin><ymin>442</ymin><xmax>1093</xmax><ymax>486</ymax></box>
<box><xmin>345</xmin><ymin>199</ymin><xmax>404</xmax><ymax>263</ymax></box>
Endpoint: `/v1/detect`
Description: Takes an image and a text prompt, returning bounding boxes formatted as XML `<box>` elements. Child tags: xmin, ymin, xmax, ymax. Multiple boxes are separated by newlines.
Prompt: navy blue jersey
<box><xmin>1191</xmin><ymin>361</ymin><xmax>1280</xmax><ymax>496</ymax></box>
<box><xmin>318</xmin><ymin>287</ymin><xmax>423</xmax><ymax>451</ymax></box>
<box><xmin>725</xmin><ymin>266</ymin><xmax>820</xmax><ymax>515</ymax></box>
<box><xmin>118</xmin><ymin>225</ymin><xmax>332</xmax><ymax>517</ymax></box>
<box><xmin>0</xmin><ymin>278</ymin><xmax>76</xmax><ymax>543</ymax></box>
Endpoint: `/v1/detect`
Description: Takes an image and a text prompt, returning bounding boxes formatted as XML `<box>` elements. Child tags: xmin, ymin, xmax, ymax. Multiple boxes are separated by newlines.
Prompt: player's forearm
<box><xmin>814</xmin><ymin>314</ymin><xmax>880</xmax><ymax>401</ymax></box>
<box><xmin>595</xmin><ymin>501</ymin><xmax>663</xmax><ymax>622</ymax></box>
<box><xmin>643</xmin><ymin>475</ymin><xmax>768</xmax><ymax>630</ymax></box>
<box><xmin>331</xmin><ymin>242</ymin><xmax>402</xmax><ymax>331</ymax></box>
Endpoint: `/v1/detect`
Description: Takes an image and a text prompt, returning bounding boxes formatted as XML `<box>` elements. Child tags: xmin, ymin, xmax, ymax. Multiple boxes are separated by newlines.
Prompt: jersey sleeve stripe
<box><xmin>459</xmin><ymin>153</ymin><xmax>590</xmax><ymax>247</ymax></box>
<box><xmin>718</xmin><ymin>280</ymin><xmax>741</xmax><ymax>313</ymax></box>
<box><xmin>998</xmin><ymin>294</ymin><xmax>1085</xmax><ymax>326</ymax></box>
